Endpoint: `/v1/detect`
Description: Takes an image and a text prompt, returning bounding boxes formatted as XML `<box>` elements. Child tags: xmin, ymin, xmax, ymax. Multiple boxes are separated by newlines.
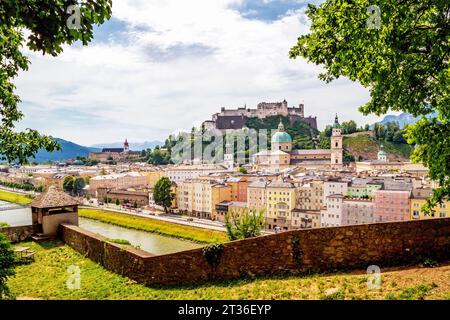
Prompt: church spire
<box><xmin>278</xmin><ymin>119</ymin><xmax>285</xmax><ymax>132</ymax></box>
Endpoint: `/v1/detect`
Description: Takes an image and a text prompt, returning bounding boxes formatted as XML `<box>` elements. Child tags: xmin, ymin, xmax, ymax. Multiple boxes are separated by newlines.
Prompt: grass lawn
<box><xmin>8</xmin><ymin>241</ymin><xmax>450</xmax><ymax>300</ymax></box>
<box><xmin>79</xmin><ymin>208</ymin><xmax>227</xmax><ymax>244</ymax></box>
<box><xmin>0</xmin><ymin>189</ymin><xmax>33</xmax><ymax>205</ymax></box>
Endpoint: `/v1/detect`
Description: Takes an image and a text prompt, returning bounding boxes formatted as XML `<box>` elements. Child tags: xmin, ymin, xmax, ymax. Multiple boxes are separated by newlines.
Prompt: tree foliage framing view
<box><xmin>290</xmin><ymin>0</ymin><xmax>449</xmax><ymax>212</ymax></box>
<box><xmin>0</xmin><ymin>0</ymin><xmax>112</xmax><ymax>164</ymax></box>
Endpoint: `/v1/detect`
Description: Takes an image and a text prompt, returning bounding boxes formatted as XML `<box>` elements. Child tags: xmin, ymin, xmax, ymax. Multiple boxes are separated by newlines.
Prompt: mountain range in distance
<box><xmin>26</xmin><ymin>112</ymin><xmax>432</xmax><ymax>163</ymax></box>
<box><xmin>28</xmin><ymin>139</ymin><xmax>164</xmax><ymax>163</ymax></box>
<box><xmin>374</xmin><ymin>111</ymin><xmax>437</xmax><ymax>128</ymax></box>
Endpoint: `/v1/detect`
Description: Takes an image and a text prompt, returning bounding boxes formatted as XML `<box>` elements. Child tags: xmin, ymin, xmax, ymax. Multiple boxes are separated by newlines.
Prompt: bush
<box><xmin>0</xmin><ymin>233</ymin><xmax>16</xmax><ymax>300</ymax></box>
<box><xmin>224</xmin><ymin>209</ymin><xmax>265</xmax><ymax>241</ymax></box>
<box><xmin>202</xmin><ymin>243</ymin><xmax>224</xmax><ymax>269</ymax></box>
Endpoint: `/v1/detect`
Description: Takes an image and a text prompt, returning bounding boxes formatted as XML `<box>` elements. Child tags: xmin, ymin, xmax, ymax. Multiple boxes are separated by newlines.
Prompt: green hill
<box><xmin>246</xmin><ymin>116</ymin><xmax>319</xmax><ymax>150</ymax></box>
<box><xmin>343</xmin><ymin>133</ymin><xmax>413</xmax><ymax>162</ymax></box>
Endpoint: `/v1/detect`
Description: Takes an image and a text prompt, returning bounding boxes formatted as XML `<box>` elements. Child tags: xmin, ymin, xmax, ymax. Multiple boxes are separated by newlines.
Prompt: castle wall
<box><xmin>209</xmin><ymin>101</ymin><xmax>316</xmax><ymax>130</ymax></box>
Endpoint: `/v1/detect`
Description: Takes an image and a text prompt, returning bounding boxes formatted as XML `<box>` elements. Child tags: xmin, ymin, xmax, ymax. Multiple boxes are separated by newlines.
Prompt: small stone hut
<box><xmin>30</xmin><ymin>186</ymin><xmax>81</xmax><ymax>236</ymax></box>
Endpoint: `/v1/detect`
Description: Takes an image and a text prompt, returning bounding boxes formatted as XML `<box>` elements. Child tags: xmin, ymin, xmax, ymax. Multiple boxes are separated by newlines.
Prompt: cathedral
<box><xmin>252</xmin><ymin>115</ymin><xmax>343</xmax><ymax>172</ymax></box>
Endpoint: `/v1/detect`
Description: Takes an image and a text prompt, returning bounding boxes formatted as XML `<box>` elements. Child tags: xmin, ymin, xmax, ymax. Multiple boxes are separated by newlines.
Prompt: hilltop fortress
<box><xmin>202</xmin><ymin>99</ymin><xmax>318</xmax><ymax>131</ymax></box>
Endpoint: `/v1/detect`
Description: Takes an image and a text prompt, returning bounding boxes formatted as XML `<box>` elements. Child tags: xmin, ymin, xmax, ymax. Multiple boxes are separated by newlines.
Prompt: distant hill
<box><xmin>91</xmin><ymin>140</ymin><xmax>164</xmax><ymax>151</ymax></box>
<box><xmin>343</xmin><ymin>133</ymin><xmax>413</xmax><ymax>162</ymax></box>
<box><xmin>374</xmin><ymin>111</ymin><xmax>438</xmax><ymax>128</ymax></box>
<box><xmin>30</xmin><ymin>138</ymin><xmax>100</xmax><ymax>163</ymax></box>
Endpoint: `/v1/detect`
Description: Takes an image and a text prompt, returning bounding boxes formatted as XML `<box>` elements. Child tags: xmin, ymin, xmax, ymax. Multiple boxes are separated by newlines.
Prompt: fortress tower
<box><xmin>331</xmin><ymin>114</ymin><xmax>343</xmax><ymax>167</ymax></box>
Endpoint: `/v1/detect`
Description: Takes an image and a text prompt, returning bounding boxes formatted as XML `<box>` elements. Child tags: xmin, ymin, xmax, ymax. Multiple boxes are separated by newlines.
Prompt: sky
<box><xmin>14</xmin><ymin>0</ymin><xmax>385</xmax><ymax>146</ymax></box>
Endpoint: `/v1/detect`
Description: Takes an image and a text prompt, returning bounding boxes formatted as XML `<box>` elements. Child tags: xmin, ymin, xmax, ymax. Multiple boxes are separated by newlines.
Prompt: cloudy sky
<box><xmin>14</xmin><ymin>0</ymin><xmax>384</xmax><ymax>146</ymax></box>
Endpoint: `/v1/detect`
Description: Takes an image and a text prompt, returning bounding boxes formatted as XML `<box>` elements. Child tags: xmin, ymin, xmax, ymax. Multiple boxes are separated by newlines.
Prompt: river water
<box><xmin>0</xmin><ymin>200</ymin><xmax>202</xmax><ymax>255</ymax></box>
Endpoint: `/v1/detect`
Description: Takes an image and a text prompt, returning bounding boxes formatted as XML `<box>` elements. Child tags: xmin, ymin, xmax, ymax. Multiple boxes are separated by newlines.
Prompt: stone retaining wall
<box><xmin>0</xmin><ymin>225</ymin><xmax>36</xmax><ymax>243</ymax></box>
<box><xmin>60</xmin><ymin>218</ymin><xmax>450</xmax><ymax>286</ymax></box>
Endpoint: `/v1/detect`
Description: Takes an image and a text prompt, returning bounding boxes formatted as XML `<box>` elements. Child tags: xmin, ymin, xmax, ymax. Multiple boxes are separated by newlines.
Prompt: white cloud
<box><xmin>14</xmin><ymin>0</ymin><xmax>381</xmax><ymax>146</ymax></box>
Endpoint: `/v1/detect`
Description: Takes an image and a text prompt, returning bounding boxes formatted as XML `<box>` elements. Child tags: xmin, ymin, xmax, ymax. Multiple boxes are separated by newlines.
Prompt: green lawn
<box><xmin>8</xmin><ymin>241</ymin><xmax>450</xmax><ymax>300</ymax></box>
<box><xmin>0</xmin><ymin>189</ymin><xmax>33</xmax><ymax>205</ymax></box>
<box><xmin>79</xmin><ymin>208</ymin><xmax>227</xmax><ymax>244</ymax></box>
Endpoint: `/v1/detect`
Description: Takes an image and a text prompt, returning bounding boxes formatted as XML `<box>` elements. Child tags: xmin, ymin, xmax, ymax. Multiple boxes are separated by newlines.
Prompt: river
<box><xmin>0</xmin><ymin>200</ymin><xmax>202</xmax><ymax>255</ymax></box>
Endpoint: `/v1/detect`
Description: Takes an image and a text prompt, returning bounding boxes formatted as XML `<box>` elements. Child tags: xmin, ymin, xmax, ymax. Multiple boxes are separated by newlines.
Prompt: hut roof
<box><xmin>30</xmin><ymin>186</ymin><xmax>82</xmax><ymax>209</ymax></box>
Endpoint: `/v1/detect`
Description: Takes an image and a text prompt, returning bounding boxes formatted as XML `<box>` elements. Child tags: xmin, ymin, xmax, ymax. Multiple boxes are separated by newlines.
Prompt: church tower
<box><xmin>331</xmin><ymin>114</ymin><xmax>343</xmax><ymax>167</ymax></box>
<box><xmin>123</xmin><ymin>139</ymin><xmax>129</xmax><ymax>154</ymax></box>
<box><xmin>224</xmin><ymin>141</ymin><xmax>234</xmax><ymax>170</ymax></box>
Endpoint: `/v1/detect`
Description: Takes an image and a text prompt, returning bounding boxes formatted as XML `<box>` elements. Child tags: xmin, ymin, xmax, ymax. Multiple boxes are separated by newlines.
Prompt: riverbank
<box><xmin>79</xmin><ymin>208</ymin><xmax>227</xmax><ymax>244</ymax></box>
<box><xmin>0</xmin><ymin>189</ymin><xmax>226</xmax><ymax>243</ymax></box>
<box><xmin>0</xmin><ymin>189</ymin><xmax>33</xmax><ymax>205</ymax></box>
<box><xmin>8</xmin><ymin>241</ymin><xmax>450</xmax><ymax>300</ymax></box>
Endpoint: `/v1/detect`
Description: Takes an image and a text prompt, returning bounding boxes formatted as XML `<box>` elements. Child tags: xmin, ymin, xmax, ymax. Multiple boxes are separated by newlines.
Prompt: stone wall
<box><xmin>61</xmin><ymin>218</ymin><xmax>450</xmax><ymax>286</ymax></box>
<box><xmin>0</xmin><ymin>225</ymin><xmax>35</xmax><ymax>243</ymax></box>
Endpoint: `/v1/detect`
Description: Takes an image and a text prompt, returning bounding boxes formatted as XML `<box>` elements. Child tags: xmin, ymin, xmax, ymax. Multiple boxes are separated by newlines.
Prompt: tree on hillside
<box><xmin>0</xmin><ymin>233</ymin><xmax>16</xmax><ymax>300</ymax></box>
<box><xmin>341</xmin><ymin>120</ymin><xmax>358</xmax><ymax>134</ymax></box>
<box><xmin>148</xmin><ymin>147</ymin><xmax>171</xmax><ymax>165</ymax></box>
<box><xmin>0</xmin><ymin>1</ymin><xmax>112</xmax><ymax>164</ymax></box>
<box><xmin>290</xmin><ymin>0</ymin><xmax>449</xmax><ymax>211</ymax></box>
<box><xmin>153</xmin><ymin>177</ymin><xmax>175</xmax><ymax>213</ymax></box>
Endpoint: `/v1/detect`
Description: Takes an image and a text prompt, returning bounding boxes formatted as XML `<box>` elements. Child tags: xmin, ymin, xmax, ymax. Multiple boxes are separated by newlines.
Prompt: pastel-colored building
<box><xmin>346</xmin><ymin>182</ymin><xmax>382</xmax><ymax>198</ymax></box>
<box><xmin>226</xmin><ymin>177</ymin><xmax>249</xmax><ymax>202</ymax></box>
<box><xmin>373</xmin><ymin>190</ymin><xmax>411</xmax><ymax>222</ymax></box>
<box><xmin>410</xmin><ymin>188</ymin><xmax>449</xmax><ymax>220</ymax></box>
<box><xmin>291</xmin><ymin>209</ymin><xmax>321</xmax><ymax>229</ymax></box>
<box><xmin>295</xmin><ymin>180</ymin><xmax>324</xmax><ymax>211</ymax></box>
<box><xmin>89</xmin><ymin>172</ymin><xmax>147</xmax><ymax>196</ymax></box>
<box><xmin>247</xmin><ymin>180</ymin><xmax>268</xmax><ymax>213</ymax></box>
<box><xmin>321</xmin><ymin>194</ymin><xmax>344</xmax><ymax>227</ymax></box>
<box><xmin>265</xmin><ymin>181</ymin><xmax>296</xmax><ymax>231</ymax></box>
<box><xmin>342</xmin><ymin>197</ymin><xmax>374</xmax><ymax>225</ymax></box>
<box><xmin>323</xmin><ymin>180</ymin><xmax>349</xmax><ymax>202</ymax></box>
<box><xmin>166</xmin><ymin>164</ymin><xmax>229</xmax><ymax>183</ymax></box>
<box><xmin>175</xmin><ymin>179</ymin><xmax>231</xmax><ymax>220</ymax></box>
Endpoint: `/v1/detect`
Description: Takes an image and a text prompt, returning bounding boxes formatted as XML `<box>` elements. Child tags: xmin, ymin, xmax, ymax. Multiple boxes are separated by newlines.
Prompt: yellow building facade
<box><xmin>265</xmin><ymin>181</ymin><xmax>296</xmax><ymax>231</ymax></box>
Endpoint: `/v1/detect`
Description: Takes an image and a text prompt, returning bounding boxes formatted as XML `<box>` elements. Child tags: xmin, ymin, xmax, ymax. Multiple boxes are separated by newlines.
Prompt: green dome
<box><xmin>378</xmin><ymin>150</ymin><xmax>387</xmax><ymax>157</ymax></box>
<box><xmin>272</xmin><ymin>131</ymin><xmax>292</xmax><ymax>143</ymax></box>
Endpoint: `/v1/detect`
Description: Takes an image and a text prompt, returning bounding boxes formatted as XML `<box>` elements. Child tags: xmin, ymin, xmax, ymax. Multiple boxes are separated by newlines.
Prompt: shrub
<box><xmin>0</xmin><ymin>233</ymin><xmax>16</xmax><ymax>300</ymax></box>
<box><xmin>202</xmin><ymin>243</ymin><xmax>224</xmax><ymax>269</ymax></box>
<box><xmin>224</xmin><ymin>208</ymin><xmax>265</xmax><ymax>241</ymax></box>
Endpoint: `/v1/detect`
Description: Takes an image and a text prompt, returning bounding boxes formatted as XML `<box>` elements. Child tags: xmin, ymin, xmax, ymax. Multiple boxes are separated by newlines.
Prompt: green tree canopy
<box><xmin>0</xmin><ymin>232</ymin><xmax>16</xmax><ymax>300</ymax></box>
<box><xmin>290</xmin><ymin>0</ymin><xmax>449</xmax><ymax>210</ymax></box>
<box><xmin>62</xmin><ymin>175</ymin><xmax>75</xmax><ymax>193</ymax></box>
<box><xmin>153</xmin><ymin>177</ymin><xmax>175</xmax><ymax>213</ymax></box>
<box><xmin>0</xmin><ymin>1</ymin><xmax>112</xmax><ymax>164</ymax></box>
